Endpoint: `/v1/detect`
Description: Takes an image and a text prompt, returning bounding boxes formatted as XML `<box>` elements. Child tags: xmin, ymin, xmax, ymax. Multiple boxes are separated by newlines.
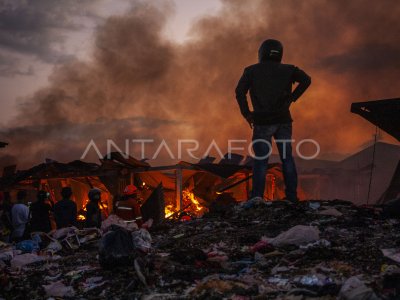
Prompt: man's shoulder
<box><xmin>279</xmin><ymin>63</ymin><xmax>297</xmax><ymax>70</ymax></box>
<box><xmin>245</xmin><ymin>62</ymin><xmax>297</xmax><ymax>70</ymax></box>
<box><xmin>244</xmin><ymin>63</ymin><xmax>259</xmax><ymax>70</ymax></box>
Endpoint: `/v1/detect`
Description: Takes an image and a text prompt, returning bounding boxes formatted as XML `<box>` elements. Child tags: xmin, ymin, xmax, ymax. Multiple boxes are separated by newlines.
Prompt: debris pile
<box><xmin>1</xmin><ymin>200</ymin><xmax>400</xmax><ymax>299</ymax></box>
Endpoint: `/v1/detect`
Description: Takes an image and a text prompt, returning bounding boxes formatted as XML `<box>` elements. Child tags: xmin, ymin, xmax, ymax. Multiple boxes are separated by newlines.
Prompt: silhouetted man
<box><xmin>11</xmin><ymin>190</ymin><xmax>29</xmax><ymax>241</ymax></box>
<box><xmin>54</xmin><ymin>187</ymin><xmax>77</xmax><ymax>228</ymax></box>
<box><xmin>85</xmin><ymin>188</ymin><xmax>102</xmax><ymax>228</ymax></box>
<box><xmin>235</xmin><ymin>39</ymin><xmax>311</xmax><ymax>202</ymax></box>
<box><xmin>30</xmin><ymin>190</ymin><xmax>53</xmax><ymax>233</ymax></box>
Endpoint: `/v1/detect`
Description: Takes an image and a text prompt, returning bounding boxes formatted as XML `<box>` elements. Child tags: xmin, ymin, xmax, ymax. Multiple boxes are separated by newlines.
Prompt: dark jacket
<box><xmin>85</xmin><ymin>201</ymin><xmax>102</xmax><ymax>228</ymax></box>
<box><xmin>54</xmin><ymin>198</ymin><xmax>77</xmax><ymax>229</ymax></box>
<box><xmin>235</xmin><ymin>61</ymin><xmax>311</xmax><ymax>125</ymax></box>
<box><xmin>30</xmin><ymin>201</ymin><xmax>52</xmax><ymax>233</ymax></box>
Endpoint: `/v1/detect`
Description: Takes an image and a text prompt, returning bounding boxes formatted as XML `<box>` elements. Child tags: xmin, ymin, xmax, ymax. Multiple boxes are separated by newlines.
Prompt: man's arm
<box><xmin>235</xmin><ymin>68</ymin><xmax>252</xmax><ymax>124</ymax></box>
<box><xmin>291</xmin><ymin>67</ymin><xmax>311</xmax><ymax>102</ymax></box>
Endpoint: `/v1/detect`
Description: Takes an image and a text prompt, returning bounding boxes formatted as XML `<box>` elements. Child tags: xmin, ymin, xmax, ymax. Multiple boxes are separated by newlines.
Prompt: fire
<box><xmin>164</xmin><ymin>190</ymin><xmax>208</xmax><ymax>218</ymax></box>
<box><xmin>165</xmin><ymin>204</ymin><xmax>175</xmax><ymax>218</ymax></box>
<box><xmin>77</xmin><ymin>198</ymin><xmax>109</xmax><ymax>221</ymax></box>
<box><xmin>183</xmin><ymin>190</ymin><xmax>202</xmax><ymax>212</ymax></box>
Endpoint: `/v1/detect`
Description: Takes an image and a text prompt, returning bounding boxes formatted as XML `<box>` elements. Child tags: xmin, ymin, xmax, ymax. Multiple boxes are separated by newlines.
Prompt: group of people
<box><xmin>0</xmin><ymin>183</ymin><xmax>143</xmax><ymax>243</ymax></box>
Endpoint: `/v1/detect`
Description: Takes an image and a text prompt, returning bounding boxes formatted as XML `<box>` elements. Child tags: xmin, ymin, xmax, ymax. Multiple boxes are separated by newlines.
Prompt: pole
<box><xmin>367</xmin><ymin>126</ymin><xmax>378</xmax><ymax>205</ymax></box>
<box><xmin>175</xmin><ymin>167</ymin><xmax>183</xmax><ymax>210</ymax></box>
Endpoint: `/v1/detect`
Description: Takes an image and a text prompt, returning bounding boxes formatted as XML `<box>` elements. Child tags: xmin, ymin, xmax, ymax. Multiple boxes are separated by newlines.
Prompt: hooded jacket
<box><xmin>235</xmin><ymin>50</ymin><xmax>311</xmax><ymax>125</ymax></box>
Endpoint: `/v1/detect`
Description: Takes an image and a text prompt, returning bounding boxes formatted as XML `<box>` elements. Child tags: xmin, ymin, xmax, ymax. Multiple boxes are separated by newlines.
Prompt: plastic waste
<box><xmin>132</xmin><ymin>228</ymin><xmax>152</xmax><ymax>253</ymax></box>
<box><xmin>51</xmin><ymin>227</ymin><xmax>78</xmax><ymax>239</ymax></box>
<box><xmin>43</xmin><ymin>280</ymin><xmax>76</xmax><ymax>297</ymax></box>
<box><xmin>99</xmin><ymin>225</ymin><xmax>136</xmax><ymax>269</ymax></box>
<box><xmin>339</xmin><ymin>276</ymin><xmax>379</xmax><ymax>300</ymax></box>
<box><xmin>318</xmin><ymin>208</ymin><xmax>343</xmax><ymax>217</ymax></box>
<box><xmin>101</xmin><ymin>214</ymin><xmax>138</xmax><ymax>233</ymax></box>
<box><xmin>295</xmin><ymin>274</ymin><xmax>334</xmax><ymax>286</ymax></box>
<box><xmin>250</xmin><ymin>239</ymin><xmax>269</xmax><ymax>252</ymax></box>
<box><xmin>309</xmin><ymin>202</ymin><xmax>321</xmax><ymax>210</ymax></box>
<box><xmin>46</xmin><ymin>240</ymin><xmax>63</xmax><ymax>254</ymax></box>
<box><xmin>381</xmin><ymin>248</ymin><xmax>400</xmax><ymax>263</ymax></box>
<box><xmin>10</xmin><ymin>253</ymin><xmax>44</xmax><ymax>269</ymax></box>
<box><xmin>299</xmin><ymin>239</ymin><xmax>331</xmax><ymax>249</ymax></box>
<box><xmin>268</xmin><ymin>225</ymin><xmax>320</xmax><ymax>247</ymax></box>
<box><xmin>16</xmin><ymin>234</ymin><xmax>41</xmax><ymax>253</ymax></box>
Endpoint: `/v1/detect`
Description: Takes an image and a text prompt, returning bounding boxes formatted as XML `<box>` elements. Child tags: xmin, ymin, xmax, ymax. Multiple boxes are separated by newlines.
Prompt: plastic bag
<box><xmin>16</xmin><ymin>234</ymin><xmax>41</xmax><ymax>253</ymax></box>
<box><xmin>11</xmin><ymin>253</ymin><xmax>44</xmax><ymax>269</ymax></box>
<box><xmin>101</xmin><ymin>214</ymin><xmax>138</xmax><ymax>233</ymax></box>
<box><xmin>132</xmin><ymin>228</ymin><xmax>152</xmax><ymax>253</ymax></box>
<box><xmin>268</xmin><ymin>225</ymin><xmax>320</xmax><ymax>247</ymax></box>
<box><xmin>339</xmin><ymin>276</ymin><xmax>378</xmax><ymax>300</ymax></box>
<box><xmin>99</xmin><ymin>225</ymin><xmax>136</xmax><ymax>269</ymax></box>
<box><xmin>43</xmin><ymin>280</ymin><xmax>76</xmax><ymax>297</ymax></box>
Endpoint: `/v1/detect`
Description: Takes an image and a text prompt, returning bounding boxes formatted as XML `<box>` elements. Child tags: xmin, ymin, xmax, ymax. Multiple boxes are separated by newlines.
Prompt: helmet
<box><xmin>88</xmin><ymin>188</ymin><xmax>101</xmax><ymax>201</ymax></box>
<box><xmin>123</xmin><ymin>184</ymin><xmax>138</xmax><ymax>196</ymax></box>
<box><xmin>258</xmin><ymin>39</ymin><xmax>283</xmax><ymax>62</ymax></box>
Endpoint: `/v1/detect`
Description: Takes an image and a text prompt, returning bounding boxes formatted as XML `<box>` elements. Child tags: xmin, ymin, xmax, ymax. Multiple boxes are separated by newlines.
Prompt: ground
<box><xmin>1</xmin><ymin>200</ymin><xmax>400</xmax><ymax>299</ymax></box>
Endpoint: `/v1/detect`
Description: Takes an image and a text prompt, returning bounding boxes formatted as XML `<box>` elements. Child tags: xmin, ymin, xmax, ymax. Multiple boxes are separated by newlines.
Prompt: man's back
<box><xmin>30</xmin><ymin>201</ymin><xmax>52</xmax><ymax>232</ymax></box>
<box><xmin>236</xmin><ymin>55</ymin><xmax>310</xmax><ymax>125</ymax></box>
<box><xmin>11</xmin><ymin>203</ymin><xmax>29</xmax><ymax>238</ymax></box>
<box><xmin>54</xmin><ymin>198</ymin><xmax>77</xmax><ymax>228</ymax></box>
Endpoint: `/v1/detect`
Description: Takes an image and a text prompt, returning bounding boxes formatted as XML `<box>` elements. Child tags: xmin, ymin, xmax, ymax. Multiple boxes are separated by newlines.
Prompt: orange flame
<box><xmin>165</xmin><ymin>204</ymin><xmax>175</xmax><ymax>217</ymax></box>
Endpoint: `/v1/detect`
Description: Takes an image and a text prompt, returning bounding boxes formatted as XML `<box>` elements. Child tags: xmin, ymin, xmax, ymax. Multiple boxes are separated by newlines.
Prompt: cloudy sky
<box><xmin>0</xmin><ymin>0</ymin><xmax>221</xmax><ymax>123</ymax></box>
<box><xmin>0</xmin><ymin>0</ymin><xmax>399</xmax><ymax>168</ymax></box>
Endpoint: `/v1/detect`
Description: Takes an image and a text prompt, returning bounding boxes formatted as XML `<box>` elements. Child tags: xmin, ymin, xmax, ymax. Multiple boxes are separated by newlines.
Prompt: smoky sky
<box><xmin>1</xmin><ymin>0</ymin><xmax>400</xmax><ymax>169</ymax></box>
<box><xmin>0</xmin><ymin>0</ymin><xmax>101</xmax><ymax>76</ymax></box>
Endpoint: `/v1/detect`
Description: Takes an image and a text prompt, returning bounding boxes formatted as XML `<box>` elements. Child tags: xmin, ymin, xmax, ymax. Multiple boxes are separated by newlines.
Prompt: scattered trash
<box><xmin>132</xmin><ymin>228</ymin><xmax>152</xmax><ymax>253</ymax></box>
<box><xmin>16</xmin><ymin>235</ymin><xmax>41</xmax><ymax>253</ymax></box>
<box><xmin>268</xmin><ymin>225</ymin><xmax>320</xmax><ymax>247</ymax></box>
<box><xmin>381</xmin><ymin>248</ymin><xmax>400</xmax><ymax>264</ymax></box>
<box><xmin>43</xmin><ymin>280</ymin><xmax>76</xmax><ymax>297</ymax></box>
<box><xmin>82</xmin><ymin>276</ymin><xmax>107</xmax><ymax>292</ymax></box>
<box><xmin>10</xmin><ymin>253</ymin><xmax>45</xmax><ymax>269</ymax></box>
<box><xmin>318</xmin><ymin>207</ymin><xmax>343</xmax><ymax>217</ymax></box>
<box><xmin>309</xmin><ymin>202</ymin><xmax>321</xmax><ymax>210</ymax></box>
<box><xmin>339</xmin><ymin>276</ymin><xmax>379</xmax><ymax>300</ymax></box>
<box><xmin>299</xmin><ymin>239</ymin><xmax>331</xmax><ymax>249</ymax></box>
<box><xmin>101</xmin><ymin>214</ymin><xmax>138</xmax><ymax>233</ymax></box>
<box><xmin>2</xmin><ymin>200</ymin><xmax>399</xmax><ymax>298</ymax></box>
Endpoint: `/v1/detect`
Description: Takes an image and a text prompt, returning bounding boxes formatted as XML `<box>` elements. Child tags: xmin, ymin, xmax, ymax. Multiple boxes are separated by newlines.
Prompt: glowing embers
<box><xmin>164</xmin><ymin>189</ymin><xmax>208</xmax><ymax>219</ymax></box>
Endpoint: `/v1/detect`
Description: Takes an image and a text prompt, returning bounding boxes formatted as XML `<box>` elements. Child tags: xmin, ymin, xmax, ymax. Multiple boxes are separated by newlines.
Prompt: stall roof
<box><xmin>100</xmin><ymin>152</ymin><xmax>150</xmax><ymax>169</ymax></box>
<box><xmin>15</xmin><ymin>160</ymin><xmax>101</xmax><ymax>181</ymax></box>
<box><xmin>351</xmin><ymin>98</ymin><xmax>400</xmax><ymax>141</ymax></box>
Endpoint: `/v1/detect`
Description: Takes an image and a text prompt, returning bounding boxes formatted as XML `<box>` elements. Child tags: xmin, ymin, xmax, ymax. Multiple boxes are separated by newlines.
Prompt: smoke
<box><xmin>1</xmin><ymin>0</ymin><xmax>400</xmax><ymax>169</ymax></box>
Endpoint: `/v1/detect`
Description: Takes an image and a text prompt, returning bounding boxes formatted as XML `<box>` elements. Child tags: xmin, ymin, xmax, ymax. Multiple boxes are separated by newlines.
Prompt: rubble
<box><xmin>1</xmin><ymin>199</ymin><xmax>400</xmax><ymax>299</ymax></box>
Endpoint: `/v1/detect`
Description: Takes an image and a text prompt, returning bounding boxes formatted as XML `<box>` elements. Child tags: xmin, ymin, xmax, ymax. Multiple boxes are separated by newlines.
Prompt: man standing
<box><xmin>11</xmin><ymin>190</ymin><xmax>29</xmax><ymax>241</ymax></box>
<box><xmin>54</xmin><ymin>187</ymin><xmax>77</xmax><ymax>228</ymax></box>
<box><xmin>115</xmin><ymin>185</ymin><xmax>143</xmax><ymax>227</ymax></box>
<box><xmin>235</xmin><ymin>39</ymin><xmax>311</xmax><ymax>202</ymax></box>
<box><xmin>30</xmin><ymin>190</ymin><xmax>53</xmax><ymax>233</ymax></box>
<box><xmin>85</xmin><ymin>188</ymin><xmax>102</xmax><ymax>228</ymax></box>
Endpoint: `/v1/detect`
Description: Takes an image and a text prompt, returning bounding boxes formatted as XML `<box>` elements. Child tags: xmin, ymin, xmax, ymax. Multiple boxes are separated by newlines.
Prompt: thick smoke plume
<box><xmin>1</xmin><ymin>0</ymin><xmax>400</xmax><ymax>169</ymax></box>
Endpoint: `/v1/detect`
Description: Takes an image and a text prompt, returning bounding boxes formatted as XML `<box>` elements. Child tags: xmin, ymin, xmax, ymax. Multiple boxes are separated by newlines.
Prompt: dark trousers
<box><xmin>251</xmin><ymin>123</ymin><xmax>298</xmax><ymax>200</ymax></box>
